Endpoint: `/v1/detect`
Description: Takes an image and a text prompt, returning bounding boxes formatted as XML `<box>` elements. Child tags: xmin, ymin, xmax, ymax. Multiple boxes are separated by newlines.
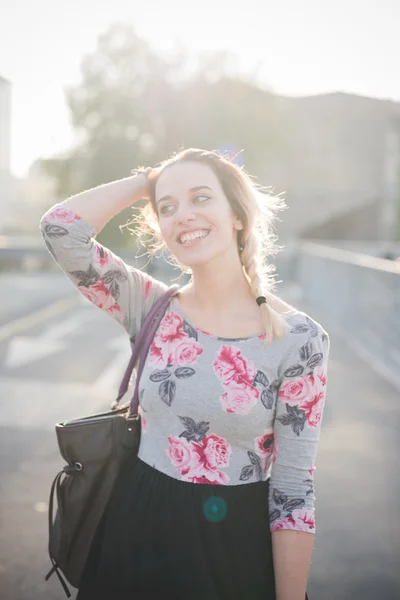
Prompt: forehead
<box><xmin>155</xmin><ymin>161</ymin><xmax>223</xmax><ymax>199</ymax></box>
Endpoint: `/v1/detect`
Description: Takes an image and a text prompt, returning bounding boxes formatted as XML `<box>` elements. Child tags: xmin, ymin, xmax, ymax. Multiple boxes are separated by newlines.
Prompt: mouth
<box><xmin>177</xmin><ymin>229</ymin><xmax>211</xmax><ymax>246</ymax></box>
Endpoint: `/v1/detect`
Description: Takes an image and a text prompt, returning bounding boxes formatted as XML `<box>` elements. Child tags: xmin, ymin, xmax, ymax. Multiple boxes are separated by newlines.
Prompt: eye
<box><xmin>193</xmin><ymin>194</ymin><xmax>210</xmax><ymax>203</ymax></box>
<box><xmin>159</xmin><ymin>203</ymin><xmax>175</xmax><ymax>215</ymax></box>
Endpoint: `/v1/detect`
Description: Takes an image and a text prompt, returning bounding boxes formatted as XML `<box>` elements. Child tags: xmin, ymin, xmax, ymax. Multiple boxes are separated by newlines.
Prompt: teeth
<box><xmin>180</xmin><ymin>230</ymin><xmax>209</xmax><ymax>244</ymax></box>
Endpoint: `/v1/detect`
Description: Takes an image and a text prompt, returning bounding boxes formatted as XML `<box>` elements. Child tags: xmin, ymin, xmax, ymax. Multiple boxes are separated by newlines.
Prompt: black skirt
<box><xmin>77</xmin><ymin>455</ymin><xmax>291</xmax><ymax>600</ymax></box>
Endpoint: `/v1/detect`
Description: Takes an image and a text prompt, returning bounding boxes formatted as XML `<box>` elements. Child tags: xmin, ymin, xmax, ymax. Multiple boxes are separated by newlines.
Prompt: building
<box><xmin>261</xmin><ymin>92</ymin><xmax>400</xmax><ymax>243</ymax></box>
<box><xmin>0</xmin><ymin>75</ymin><xmax>11</xmax><ymax>172</ymax></box>
<box><xmin>0</xmin><ymin>75</ymin><xmax>15</xmax><ymax>232</ymax></box>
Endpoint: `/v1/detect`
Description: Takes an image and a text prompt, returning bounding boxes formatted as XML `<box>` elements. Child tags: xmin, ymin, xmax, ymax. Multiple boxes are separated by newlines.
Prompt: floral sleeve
<box><xmin>269</xmin><ymin>319</ymin><xmax>330</xmax><ymax>534</ymax></box>
<box><xmin>39</xmin><ymin>204</ymin><xmax>167</xmax><ymax>340</ymax></box>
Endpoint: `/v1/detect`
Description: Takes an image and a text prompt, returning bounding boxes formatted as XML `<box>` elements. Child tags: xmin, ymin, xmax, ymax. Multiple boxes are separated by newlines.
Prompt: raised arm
<box><xmin>60</xmin><ymin>172</ymin><xmax>150</xmax><ymax>233</ymax></box>
<box><xmin>39</xmin><ymin>173</ymin><xmax>167</xmax><ymax>341</ymax></box>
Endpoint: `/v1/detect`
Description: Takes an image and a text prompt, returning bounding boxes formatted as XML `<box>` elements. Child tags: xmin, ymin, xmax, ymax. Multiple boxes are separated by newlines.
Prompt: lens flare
<box><xmin>203</xmin><ymin>496</ymin><xmax>227</xmax><ymax>523</ymax></box>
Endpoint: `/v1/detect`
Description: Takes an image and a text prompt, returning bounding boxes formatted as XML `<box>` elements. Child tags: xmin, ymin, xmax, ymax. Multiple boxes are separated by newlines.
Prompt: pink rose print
<box><xmin>213</xmin><ymin>345</ymin><xmax>256</xmax><ymax>388</ymax></box>
<box><xmin>95</xmin><ymin>245</ymin><xmax>109</xmax><ymax>268</ymax></box>
<box><xmin>141</xmin><ymin>414</ymin><xmax>147</xmax><ymax>433</ymax></box>
<box><xmin>168</xmin><ymin>434</ymin><xmax>231</xmax><ymax>485</ymax></box>
<box><xmin>271</xmin><ymin>516</ymin><xmax>298</xmax><ymax>532</ymax></box>
<box><xmin>254</xmin><ymin>429</ymin><xmax>275</xmax><ymax>473</ymax></box>
<box><xmin>200</xmin><ymin>434</ymin><xmax>231</xmax><ymax>469</ymax></box>
<box><xmin>220</xmin><ymin>383</ymin><xmax>259</xmax><ymax>415</ymax></box>
<box><xmin>144</xmin><ymin>278</ymin><xmax>152</xmax><ymax>300</ymax></box>
<box><xmin>278</xmin><ymin>375</ymin><xmax>314</xmax><ymax>405</ymax></box>
<box><xmin>138</xmin><ymin>406</ymin><xmax>147</xmax><ymax>433</ymax></box>
<box><xmin>309</xmin><ymin>464</ymin><xmax>316</xmax><ymax>476</ymax></box>
<box><xmin>104</xmin><ymin>304</ymin><xmax>124</xmax><ymax>321</ymax></box>
<box><xmin>149</xmin><ymin>340</ymin><xmax>165</xmax><ymax>367</ymax></box>
<box><xmin>300</xmin><ymin>391</ymin><xmax>325</xmax><ymax>428</ymax></box>
<box><xmin>47</xmin><ymin>206</ymin><xmax>82</xmax><ymax>224</ymax></box>
<box><xmin>149</xmin><ymin>312</ymin><xmax>204</xmax><ymax>367</ymax></box>
<box><xmin>291</xmin><ymin>508</ymin><xmax>315</xmax><ymax>532</ymax></box>
<box><xmin>158</xmin><ymin>312</ymin><xmax>186</xmax><ymax>346</ymax></box>
<box><xmin>299</xmin><ymin>370</ymin><xmax>326</xmax><ymax>427</ymax></box>
<box><xmin>150</xmin><ymin>312</ymin><xmax>189</xmax><ymax>367</ymax></box>
<box><xmin>254</xmin><ymin>429</ymin><xmax>274</xmax><ymax>457</ymax></box>
<box><xmin>186</xmin><ymin>470</ymin><xmax>229</xmax><ymax>485</ymax></box>
<box><xmin>187</xmin><ymin>434</ymin><xmax>231</xmax><ymax>485</ymax></box>
<box><xmin>312</xmin><ymin>367</ymin><xmax>327</xmax><ymax>387</ymax></box>
<box><xmin>80</xmin><ymin>280</ymin><xmax>112</xmax><ymax>308</ymax></box>
<box><xmin>185</xmin><ymin>475</ymin><xmax>219</xmax><ymax>485</ymax></box>
<box><xmin>167</xmin><ymin>436</ymin><xmax>200</xmax><ymax>476</ymax></box>
<box><xmin>279</xmin><ymin>366</ymin><xmax>327</xmax><ymax>428</ymax></box>
<box><xmin>80</xmin><ymin>279</ymin><xmax>123</xmax><ymax>320</ymax></box>
<box><xmin>168</xmin><ymin>338</ymin><xmax>203</xmax><ymax>366</ymax></box>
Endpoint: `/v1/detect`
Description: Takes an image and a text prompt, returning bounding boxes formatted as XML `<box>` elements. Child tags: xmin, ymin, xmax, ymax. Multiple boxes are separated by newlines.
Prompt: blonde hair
<box><xmin>133</xmin><ymin>148</ymin><xmax>289</xmax><ymax>342</ymax></box>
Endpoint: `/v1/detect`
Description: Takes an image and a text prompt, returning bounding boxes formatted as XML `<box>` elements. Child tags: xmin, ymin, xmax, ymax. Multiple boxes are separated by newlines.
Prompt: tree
<box><xmin>41</xmin><ymin>24</ymin><xmax>281</xmax><ymax>248</ymax></box>
<box><xmin>42</xmin><ymin>24</ymin><xmax>187</xmax><ymax>246</ymax></box>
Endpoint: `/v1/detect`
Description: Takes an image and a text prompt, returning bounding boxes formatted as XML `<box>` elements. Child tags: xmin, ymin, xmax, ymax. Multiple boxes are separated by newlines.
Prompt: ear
<box><xmin>233</xmin><ymin>215</ymin><xmax>244</xmax><ymax>231</ymax></box>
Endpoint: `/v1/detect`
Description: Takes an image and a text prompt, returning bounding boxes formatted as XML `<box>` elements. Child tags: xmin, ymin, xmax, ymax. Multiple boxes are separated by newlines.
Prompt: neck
<box><xmin>185</xmin><ymin>251</ymin><xmax>254</xmax><ymax>311</ymax></box>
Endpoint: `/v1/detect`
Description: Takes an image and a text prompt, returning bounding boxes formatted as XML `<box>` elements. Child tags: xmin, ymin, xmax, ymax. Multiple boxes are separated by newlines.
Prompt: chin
<box><xmin>176</xmin><ymin>255</ymin><xmax>213</xmax><ymax>269</ymax></box>
<box><xmin>178</xmin><ymin>250</ymin><xmax>230</xmax><ymax>271</ymax></box>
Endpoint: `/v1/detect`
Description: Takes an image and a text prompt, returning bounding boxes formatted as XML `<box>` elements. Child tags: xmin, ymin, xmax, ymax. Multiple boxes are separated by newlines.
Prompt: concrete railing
<box><xmin>296</xmin><ymin>241</ymin><xmax>400</xmax><ymax>387</ymax></box>
<box><xmin>308</xmin><ymin>240</ymin><xmax>400</xmax><ymax>260</ymax></box>
<box><xmin>2</xmin><ymin>237</ymin><xmax>400</xmax><ymax>389</ymax></box>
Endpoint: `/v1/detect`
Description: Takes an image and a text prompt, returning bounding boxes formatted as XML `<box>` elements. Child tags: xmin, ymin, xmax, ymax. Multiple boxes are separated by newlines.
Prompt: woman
<box><xmin>40</xmin><ymin>149</ymin><xmax>329</xmax><ymax>600</ymax></box>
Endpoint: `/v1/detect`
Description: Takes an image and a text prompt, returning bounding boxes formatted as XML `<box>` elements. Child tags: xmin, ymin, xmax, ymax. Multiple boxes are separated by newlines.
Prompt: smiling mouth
<box><xmin>177</xmin><ymin>229</ymin><xmax>211</xmax><ymax>245</ymax></box>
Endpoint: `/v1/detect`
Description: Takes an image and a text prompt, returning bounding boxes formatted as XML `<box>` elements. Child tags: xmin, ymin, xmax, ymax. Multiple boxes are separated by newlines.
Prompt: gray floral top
<box><xmin>40</xmin><ymin>204</ymin><xmax>330</xmax><ymax>534</ymax></box>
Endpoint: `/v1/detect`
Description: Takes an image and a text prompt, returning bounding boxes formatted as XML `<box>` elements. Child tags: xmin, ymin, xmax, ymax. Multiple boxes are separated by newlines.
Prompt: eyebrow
<box><xmin>156</xmin><ymin>186</ymin><xmax>213</xmax><ymax>205</ymax></box>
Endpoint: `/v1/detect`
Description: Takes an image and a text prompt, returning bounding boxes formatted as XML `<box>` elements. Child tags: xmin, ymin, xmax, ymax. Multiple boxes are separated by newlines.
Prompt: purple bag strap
<box><xmin>113</xmin><ymin>285</ymin><xmax>179</xmax><ymax>414</ymax></box>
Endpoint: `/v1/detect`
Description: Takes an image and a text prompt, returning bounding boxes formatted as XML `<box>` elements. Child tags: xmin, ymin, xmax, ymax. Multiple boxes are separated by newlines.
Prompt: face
<box><xmin>154</xmin><ymin>161</ymin><xmax>243</xmax><ymax>268</ymax></box>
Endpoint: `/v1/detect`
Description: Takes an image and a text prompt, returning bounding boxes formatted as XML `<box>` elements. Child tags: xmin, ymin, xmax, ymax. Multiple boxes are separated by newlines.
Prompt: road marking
<box><xmin>34</xmin><ymin>502</ymin><xmax>48</xmax><ymax>513</ymax></box>
<box><xmin>3</xmin><ymin>309</ymin><xmax>100</xmax><ymax>368</ymax></box>
<box><xmin>41</xmin><ymin>314</ymin><xmax>85</xmax><ymax>339</ymax></box>
<box><xmin>0</xmin><ymin>296</ymin><xmax>78</xmax><ymax>343</ymax></box>
<box><xmin>5</xmin><ymin>337</ymin><xmax>67</xmax><ymax>368</ymax></box>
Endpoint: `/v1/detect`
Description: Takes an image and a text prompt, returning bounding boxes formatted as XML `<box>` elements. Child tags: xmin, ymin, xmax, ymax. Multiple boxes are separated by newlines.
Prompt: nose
<box><xmin>175</xmin><ymin>201</ymin><xmax>196</xmax><ymax>224</ymax></box>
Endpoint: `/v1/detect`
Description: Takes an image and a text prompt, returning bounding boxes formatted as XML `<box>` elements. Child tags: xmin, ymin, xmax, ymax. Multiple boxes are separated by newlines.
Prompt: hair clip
<box><xmin>256</xmin><ymin>296</ymin><xmax>267</xmax><ymax>306</ymax></box>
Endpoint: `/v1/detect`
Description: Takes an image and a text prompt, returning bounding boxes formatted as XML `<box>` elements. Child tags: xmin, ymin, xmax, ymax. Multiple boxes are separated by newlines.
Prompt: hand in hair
<box><xmin>131</xmin><ymin>167</ymin><xmax>154</xmax><ymax>200</ymax></box>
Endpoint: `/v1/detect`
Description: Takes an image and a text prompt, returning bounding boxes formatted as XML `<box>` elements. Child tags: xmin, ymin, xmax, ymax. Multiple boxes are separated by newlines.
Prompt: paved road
<box><xmin>305</xmin><ymin>307</ymin><xmax>400</xmax><ymax>599</ymax></box>
<box><xmin>0</xmin><ymin>273</ymin><xmax>75</xmax><ymax>327</ymax></box>
<box><xmin>0</xmin><ymin>274</ymin><xmax>399</xmax><ymax>599</ymax></box>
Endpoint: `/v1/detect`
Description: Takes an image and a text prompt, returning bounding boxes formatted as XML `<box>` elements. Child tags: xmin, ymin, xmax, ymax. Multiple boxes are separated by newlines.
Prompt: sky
<box><xmin>1</xmin><ymin>0</ymin><xmax>400</xmax><ymax>177</ymax></box>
